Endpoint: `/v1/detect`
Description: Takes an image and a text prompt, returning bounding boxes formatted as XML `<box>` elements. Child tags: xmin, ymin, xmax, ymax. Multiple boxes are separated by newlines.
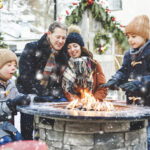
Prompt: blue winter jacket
<box><xmin>112</xmin><ymin>40</ymin><xmax>150</xmax><ymax>106</ymax></box>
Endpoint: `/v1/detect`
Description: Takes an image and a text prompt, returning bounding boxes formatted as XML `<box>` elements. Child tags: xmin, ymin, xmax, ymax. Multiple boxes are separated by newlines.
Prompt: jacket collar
<box><xmin>130</xmin><ymin>40</ymin><xmax>150</xmax><ymax>60</ymax></box>
<box><xmin>37</xmin><ymin>33</ymin><xmax>50</xmax><ymax>49</ymax></box>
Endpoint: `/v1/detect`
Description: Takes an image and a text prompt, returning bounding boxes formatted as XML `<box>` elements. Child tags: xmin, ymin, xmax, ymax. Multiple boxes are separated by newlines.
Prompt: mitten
<box><xmin>100</xmin><ymin>79</ymin><xmax>119</xmax><ymax>90</ymax></box>
<box><xmin>6</xmin><ymin>95</ymin><xmax>30</xmax><ymax>113</ymax></box>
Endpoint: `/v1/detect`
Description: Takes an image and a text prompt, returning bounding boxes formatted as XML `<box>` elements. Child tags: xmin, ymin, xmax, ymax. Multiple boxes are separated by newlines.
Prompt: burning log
<box><xmin>66</xmin><ymin>88</ymin><xmax>115</xmax><ymax>111</ymax></box>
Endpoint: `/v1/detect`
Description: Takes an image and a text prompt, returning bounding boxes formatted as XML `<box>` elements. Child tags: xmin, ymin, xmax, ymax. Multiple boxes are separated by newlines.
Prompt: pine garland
<box><xmin>65</xmin><ymin>0</ymin><xmax>129</xmax><ymax>53</ymax></box>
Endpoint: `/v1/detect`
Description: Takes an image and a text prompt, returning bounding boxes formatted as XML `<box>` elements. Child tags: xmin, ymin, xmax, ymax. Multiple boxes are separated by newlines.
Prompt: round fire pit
<box><xmin>17</xmin><ymin>102</ymin><xmax>150</xmax><ymax>150</ymax></box>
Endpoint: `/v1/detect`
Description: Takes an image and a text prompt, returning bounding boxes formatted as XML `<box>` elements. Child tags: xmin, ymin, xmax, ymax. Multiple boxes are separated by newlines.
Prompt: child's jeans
<box><xmin>0</xmin><ymin>131</ymin><xmax>23</xmax><ymax>146</ymax></box>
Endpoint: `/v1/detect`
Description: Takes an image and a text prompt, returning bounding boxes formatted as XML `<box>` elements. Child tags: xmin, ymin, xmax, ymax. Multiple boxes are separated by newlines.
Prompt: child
<box><xmin>62</xmin><ymin>25</ymin><xmax>107</xmax><ymax>101</ymax></box>
<box><xmin>101</xmin><ymin>15</ymin><xmax>150</xmax><ymax>149</ymax></box>
<box><xmin>0</xmin><ymin>49</ymin><xmax>32</xmax><ymax>145</ymax></box>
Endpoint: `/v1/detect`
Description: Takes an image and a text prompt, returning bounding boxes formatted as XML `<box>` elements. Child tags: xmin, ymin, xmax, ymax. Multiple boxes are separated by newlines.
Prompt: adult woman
<box><xmin>62</xmin><ymin>25</ymin><xmax>107</xmax><ymax>101</ymax></box>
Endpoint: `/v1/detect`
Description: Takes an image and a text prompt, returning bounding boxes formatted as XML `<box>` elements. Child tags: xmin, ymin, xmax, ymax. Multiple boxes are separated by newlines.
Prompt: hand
<box><xmin>6</xmin><ymin>95</ymin><xmax>30</xmax><ymax>112</ymax></box>
<box><xmin>100</xmin><ymin>79</ymin><xmax>119</xmax><ymax>90</ymax></box>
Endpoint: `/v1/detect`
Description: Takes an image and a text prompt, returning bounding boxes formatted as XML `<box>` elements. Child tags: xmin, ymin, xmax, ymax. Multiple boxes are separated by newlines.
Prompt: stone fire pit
<box><xmin>17</xmin><ymin>102</ymin><xmax>150</xmax><ymax>150</ymax></box>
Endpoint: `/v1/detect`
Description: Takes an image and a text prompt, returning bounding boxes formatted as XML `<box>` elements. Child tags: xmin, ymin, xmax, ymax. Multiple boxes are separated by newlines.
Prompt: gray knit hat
<box><xmin>0</xmin><ymin>49</ymin><xmax>18</xmax><ymax>68</ymax></box>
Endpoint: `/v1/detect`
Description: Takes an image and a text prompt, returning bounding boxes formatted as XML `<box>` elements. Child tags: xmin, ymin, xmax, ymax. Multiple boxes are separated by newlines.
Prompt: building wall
<box><xmin>110</xmin><ymin>0</ymin><xmax>150</xmax><ymax>26</ymax></box>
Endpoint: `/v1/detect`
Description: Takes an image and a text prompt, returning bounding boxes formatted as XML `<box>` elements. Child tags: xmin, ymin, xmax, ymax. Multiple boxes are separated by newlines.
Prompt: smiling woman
<box><xmin>62</xmin><ymin>25</ymin><xmax>107</xmax><ymax>102</ymax></box>
<box><xmin>67</xmin><ymin>43</ymin><xmax>82</xmax><ymax>58</ymax></box>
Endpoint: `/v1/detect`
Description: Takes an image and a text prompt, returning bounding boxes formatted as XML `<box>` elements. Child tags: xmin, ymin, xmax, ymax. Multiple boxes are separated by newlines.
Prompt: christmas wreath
<box><xmin>93</xmin><ymin>32</ymin><xmax>111</xmax><ymax>54</ymax></box>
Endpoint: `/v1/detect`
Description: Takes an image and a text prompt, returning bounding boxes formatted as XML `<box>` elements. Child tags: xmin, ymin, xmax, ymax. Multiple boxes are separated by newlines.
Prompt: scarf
<box><xmin>130</xmin><ymin>40</ymin><xmax>150</xmax><ymax>60</ymax></box>
<box><xmin>40</xmin><ymin>49</ymin><xmax>60</xmax><ymax>87</ymax></box>
<box><xmin>62</xmin><ymin>56</ymin><xmax>94</xmax><ymax>93</ymax></box>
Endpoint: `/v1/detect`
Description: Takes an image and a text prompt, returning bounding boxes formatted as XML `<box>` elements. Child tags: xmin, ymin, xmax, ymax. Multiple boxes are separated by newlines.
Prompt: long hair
<box><xmin>81</xmin><ymin>47</ymin><xmax>97</xmax><ymax>71</ymax></box>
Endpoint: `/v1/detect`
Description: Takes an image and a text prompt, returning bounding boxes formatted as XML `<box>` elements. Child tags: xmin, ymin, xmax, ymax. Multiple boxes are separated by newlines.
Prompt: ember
<box><xmin>66</xmin><ymin>88</ymin><xmax>115</xmax><ymax>111</ymax></box>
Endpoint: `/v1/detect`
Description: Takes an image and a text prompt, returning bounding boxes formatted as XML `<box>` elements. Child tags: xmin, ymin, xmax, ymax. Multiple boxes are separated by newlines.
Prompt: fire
<box><xmin>66</xmin><ymin>88</ymin><xmax>115</xmax><ymax>111</ymax></box>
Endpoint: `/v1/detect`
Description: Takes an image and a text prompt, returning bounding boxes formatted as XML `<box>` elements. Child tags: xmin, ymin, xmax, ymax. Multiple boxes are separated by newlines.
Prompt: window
<box><xmin>108</xmin><ymin>0</ymin><xmax>122</xmax><ymax>11</ymax></box>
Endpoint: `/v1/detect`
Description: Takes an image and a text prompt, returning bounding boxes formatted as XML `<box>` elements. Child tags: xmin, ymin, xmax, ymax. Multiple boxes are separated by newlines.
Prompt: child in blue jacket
<box><xmin>101</xmin><ymin>15</ymin><xmax>150</xmax><ymax>149</ymax></box>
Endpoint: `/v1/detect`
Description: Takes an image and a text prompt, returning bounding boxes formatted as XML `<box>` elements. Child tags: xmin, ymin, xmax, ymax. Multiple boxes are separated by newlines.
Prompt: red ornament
<box><xmin>88</xmin><ymin>0</ymin><xmax>94</xmax><ymax>5</ymax></box>
<box><xmin>72</xmin><ymin>2</ymin><xmax>78</xmax><ymax>5</ymax></box>
<box><xmin>106</xmin><ymin>8</ymin><xmax>111</xmax><ymax>13</ymax></box>
<box><xmin>120</xmin><ymin>25</ymin><xmax>125</xmax><ymax>28</ymax></box>
<box><xmin>66</xmin><ymin>10</ymin><xmax>69</xmax><ymax>15</ymax></box>
<box><xmin>98</xmin><ymin>44</ymin><xmax>102</xmax><ymax>54</ymax></box>
<box><xmin>112</xmin><ymin>17</ymin><xmax>116</xmax><ymax>21</ymax></box>
<box><xmin>58</xmin><ymin>17</ymin><xmax>62</xmax><ymax>21</ymax></box>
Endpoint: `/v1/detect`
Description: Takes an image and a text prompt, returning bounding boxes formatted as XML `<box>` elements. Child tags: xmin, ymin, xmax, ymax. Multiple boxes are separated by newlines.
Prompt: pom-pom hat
<box><xmin>125</xmin><ymin>15</ymin><xmax>150</xmax><ymax>40</ymax></box>
<box><xmin>65</xmin><ymin>25</ymin><xmax>84</xmax><ymax>47</ymax></box>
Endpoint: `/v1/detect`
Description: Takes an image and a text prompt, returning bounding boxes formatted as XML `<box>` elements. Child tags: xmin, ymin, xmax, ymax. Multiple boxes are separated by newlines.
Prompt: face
<box><xmin>47</xmin><ymin>27</ymin><xmax>67</xmax><ymax>51</ymax></box>
<box><xmin>127</xmin><ymin>34</ymin><xmax>146</xmax><ymax>49</ymax></box>
<box><xmin>67</xmin><ymin>43</ymin><xmax>81</xmax><ymax>58</ymax></box>
<box><xmin>0</xmin><ymin>61</ymin><xmax>17</xmax><ymax>81</ymax></box>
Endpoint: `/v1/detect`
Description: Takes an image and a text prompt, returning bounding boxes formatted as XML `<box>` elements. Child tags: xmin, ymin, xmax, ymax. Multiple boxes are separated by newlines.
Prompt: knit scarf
<box><xmin>40</xmin><ymin>49</ymin><xmax>60</xmax><ymax>87</ymax></box>
<box><xmin>62</xmin><ymin>57</ymin><xmax>94</xmax><ymax>94</ymax></box>
<box><xmin>130</xmin><ymin>40</ymin><xmax>150</xmax><ymax>60</ymax></box>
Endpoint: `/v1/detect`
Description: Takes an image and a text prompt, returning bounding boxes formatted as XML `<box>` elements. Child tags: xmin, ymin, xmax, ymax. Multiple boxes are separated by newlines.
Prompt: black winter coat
<box><xmin>113</xmin><ymin>40</ymin><xmax>150</xmax><ymax>106</ymax></box>
<box><xmin>17</xmin><ymin>34</ymin><xmax>67</xmax><ymax>98</ymax></box>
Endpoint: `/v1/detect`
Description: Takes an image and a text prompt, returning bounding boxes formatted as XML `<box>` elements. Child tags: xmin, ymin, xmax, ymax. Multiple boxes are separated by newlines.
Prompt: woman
<box><xmin>62</xmin><ymin>25</ymin><xmax>107</xmax><ymax>101</ymax></box>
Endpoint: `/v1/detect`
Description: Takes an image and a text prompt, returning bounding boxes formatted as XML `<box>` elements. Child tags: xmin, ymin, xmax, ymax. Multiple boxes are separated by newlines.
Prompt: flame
<box><xmin>66</xmin><ymin>88</ymin><xmax>115</xmax><ymax>111</ymax></box>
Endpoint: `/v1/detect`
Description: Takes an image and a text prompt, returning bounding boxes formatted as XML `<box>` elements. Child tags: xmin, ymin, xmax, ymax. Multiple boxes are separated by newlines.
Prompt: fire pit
<box><xmin>17</xmin><ymin>102</ymin><xmax>150</xmax><ymax>150</ymax></box>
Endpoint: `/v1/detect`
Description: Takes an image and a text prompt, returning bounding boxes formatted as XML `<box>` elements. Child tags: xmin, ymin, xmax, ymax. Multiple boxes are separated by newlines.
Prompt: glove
<box><xmin>34</xmin><ymin>96</ymin><xmax>67</xmax><ymax>103</ymax></box>
<box><xmin>120</xmin><ymin>81</ymin><xmax>141</xmax><ymax>93</ymax></box>
<box><xmin>6</xmin><ymin>95</ymin><xmax>30</xmax><ymax>113</ymax></box>
<box><xmin>100</xmin><ymin>79</ymin><xmax>119</xmax><ymax>90</ymax></box>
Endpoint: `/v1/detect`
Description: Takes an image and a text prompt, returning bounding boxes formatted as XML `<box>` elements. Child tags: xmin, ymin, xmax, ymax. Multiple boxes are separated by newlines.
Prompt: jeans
<box><xmin>0</xmin><ymin>131</ymin><xmax>23</xmax><ymax>146</ymax></box>
<box><xmin>21</xmin><ymin>113</ymin><xmax>33</xmax><ymax>140</ymax></box>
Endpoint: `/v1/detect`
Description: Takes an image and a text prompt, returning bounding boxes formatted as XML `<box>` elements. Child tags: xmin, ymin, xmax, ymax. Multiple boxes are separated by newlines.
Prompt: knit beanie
<box><xmin>125</xmin><ymin>15</ymin><xmax>150</xmax><ymax>40</ymax></box>
<box><xmin>65</xmin><ymin>25</ymin><xmax>84</xmax><ymax>47</ymax></box>
<box><xmin>0</xmin><ymin>49</ymin><xmax>18</xmax><ymax>69</ymax></box>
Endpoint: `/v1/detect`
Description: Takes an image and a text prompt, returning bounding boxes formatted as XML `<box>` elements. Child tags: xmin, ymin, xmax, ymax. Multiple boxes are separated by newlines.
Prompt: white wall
<box><xmin>110</xmin><ymin>0</ymin><xmax>150</xmax><ymax>26</ymax></box>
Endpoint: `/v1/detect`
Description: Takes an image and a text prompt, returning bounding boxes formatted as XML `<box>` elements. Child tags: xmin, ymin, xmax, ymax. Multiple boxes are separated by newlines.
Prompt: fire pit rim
<box><xmin>17</xmin><ymin>102</ymin><xmax>150</xmax><ymax>121</ymax></box>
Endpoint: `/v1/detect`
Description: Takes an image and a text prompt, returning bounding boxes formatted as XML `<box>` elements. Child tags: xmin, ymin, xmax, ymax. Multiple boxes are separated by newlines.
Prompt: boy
<box><xmin>0</xmin><ymin>49</ymin><xmax>31</xmax><ymax>145</ymax></box>
<box><xmin>101</xmin><ymin>15</ymin><xmax>150</xmax><ymax>149</ymax></box>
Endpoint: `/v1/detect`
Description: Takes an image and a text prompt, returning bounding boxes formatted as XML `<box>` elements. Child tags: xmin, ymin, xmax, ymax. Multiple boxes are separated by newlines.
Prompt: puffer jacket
<box><xmin>112</xmin><ymin>40</ymin><xmax>150</xmax><ymax>106</ymax></box>
<box><xmin>0</xmin><ymin>79</ymin><xmax>23</xmax><ymax>138</ymax></box>
<box><xmin>17</xmin><ymin>34</ymin><xmax>67</xmax><ymax>98</ymax></box>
